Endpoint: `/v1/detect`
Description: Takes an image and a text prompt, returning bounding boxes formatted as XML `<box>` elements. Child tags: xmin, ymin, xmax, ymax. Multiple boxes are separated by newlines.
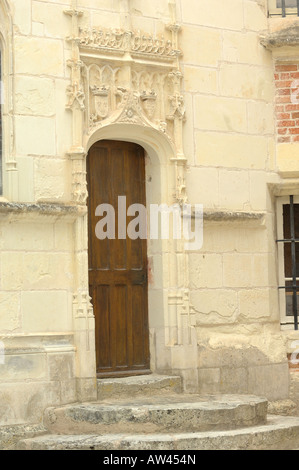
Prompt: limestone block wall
<box><xmin>0</xmin><ymin>0</ymin><xmax>294</xmax><ymax>425</ymax></box>
<box><xmin>0</xmin><ymin>208</ymin><xmax>78</xmax><ymax>424</ymax></box>
<box><xmin>10</xmin><ymin>0</ymin><xmax>72</xmax><ymax>203</ymax></box>
<box><xmin>179</xmin><ymin>0</ymin><xmax>288</xmax><ymax>398</ymax></box>
<box><xmin>0</xmin><ymin>1</ymin><xmax>78</xmax><ymax>425</ymax></box>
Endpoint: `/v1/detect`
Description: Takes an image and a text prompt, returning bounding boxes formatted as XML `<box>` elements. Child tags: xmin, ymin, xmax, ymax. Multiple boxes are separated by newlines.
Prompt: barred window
<box><xmin>276</xmin><ymin>0</ymin><xmax>297</xmax><ymax>6</ymax></box>
<box><xmin>277</xmin><ymin>196</ymin><xmax>299</xmax><ymax>330</ymax></box>
<box><xmin>269</xmin><ymin>0</ymin><xmax>299</xmax><ymax>16</ymax></box>
<box><xmin>0</xmin><ymin>49</ymin><xmax>2</xmax><ymax>194</ymax></box>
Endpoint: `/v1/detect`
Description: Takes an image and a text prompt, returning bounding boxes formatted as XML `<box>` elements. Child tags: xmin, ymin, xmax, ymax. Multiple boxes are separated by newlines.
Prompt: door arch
<box><xmin>87</xmin><ymin>139</ymin><xmax>150</xmax><ymax>377</ymax></box>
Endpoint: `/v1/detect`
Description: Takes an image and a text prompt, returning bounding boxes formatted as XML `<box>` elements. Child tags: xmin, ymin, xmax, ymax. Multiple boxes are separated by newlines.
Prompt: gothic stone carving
<box><xmin>83</xmin><ymin>62</ymin><xmax>183</xmax><ymax>146</ymax></box>
<box><xmin>65</xmin><ymin>5</ymin><xmax>187</xmax><ymax>205</ymax></box>
<box><xmin>78</xmin><ymin>27</ymin><xmax>180</xmax><ymax>61</ymax></box>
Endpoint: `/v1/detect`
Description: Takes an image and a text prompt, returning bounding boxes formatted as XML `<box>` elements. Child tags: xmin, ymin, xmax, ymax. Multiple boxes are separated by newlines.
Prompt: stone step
<box><xmin>42</xmin><ymin>394</ymin><xmax>268</xmax><ymax>435</ymax></box>
<box><xmin>97</xmin><ymin>374</ymin><xmax>182</xmax><ymax>400</ymax></box>
<box><xmin>17</xmin><ymin>415</ymin><xmax>299</xmax><ymax>450</ymax></box>
<box><xmin>0</xmin><ymin>423</ymin><xmax>47</xmax><ymax>450</ymax></box>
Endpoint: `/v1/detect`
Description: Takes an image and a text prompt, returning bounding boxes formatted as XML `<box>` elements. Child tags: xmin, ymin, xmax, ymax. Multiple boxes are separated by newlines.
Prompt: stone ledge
<box><xmin>203</xmin><ymin>209</ymin><xmax>265</xmax><ymax>222</ymax></box>
<box><xmin>260</xmin><ymin>25</ymin><xmax>299</xmax><ymax>49</ymax></box>
<box><xmin>192</xmin><ymin>209</ymin><xmax>266</xmax><ymax>226</ymax></box>
<box><xmin>0</xmin><ymin>334</ymin><xmax>75</xmax><ymax>355</ymax></box>
<box><xmin>0</xmin><ymin>202</ymin><xmax>87</xmax><ymax>220</ymax></box>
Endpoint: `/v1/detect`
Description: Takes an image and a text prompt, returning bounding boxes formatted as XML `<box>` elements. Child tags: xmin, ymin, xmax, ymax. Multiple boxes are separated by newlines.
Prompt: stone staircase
<box><xmin>14</xmin><ymin>374</ymin><xmax>299</xmax><ymax>450</ymax></box>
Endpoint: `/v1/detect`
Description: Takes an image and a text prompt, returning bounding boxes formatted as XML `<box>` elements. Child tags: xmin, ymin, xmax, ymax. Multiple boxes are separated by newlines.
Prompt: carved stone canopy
<box><xmin>65</xmin><ymin>4</ymin><xmax>187</xmax><ymax>205</ymax></box>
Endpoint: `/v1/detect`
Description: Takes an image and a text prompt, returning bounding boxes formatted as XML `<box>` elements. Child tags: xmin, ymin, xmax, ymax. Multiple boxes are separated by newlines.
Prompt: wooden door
<box><xmin>87</xmin><ymin>140</ymin><xmax>150</xmax><ymax>377</ymax></box>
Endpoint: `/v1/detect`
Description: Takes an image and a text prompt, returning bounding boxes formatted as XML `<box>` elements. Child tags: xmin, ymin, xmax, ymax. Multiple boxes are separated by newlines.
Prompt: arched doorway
<box><xmin>87</xmin><ymin>140</ymin><xmax>150</xmax><ymax>377</ymax></box>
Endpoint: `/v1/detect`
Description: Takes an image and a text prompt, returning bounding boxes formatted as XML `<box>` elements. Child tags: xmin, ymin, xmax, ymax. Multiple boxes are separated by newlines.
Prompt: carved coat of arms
<box><xmin>90</xmin><ymin>85</ymin><xmax>110</xmax><ymax>120</ymax></box>
<box><xmin>140</xmin><ymin>90</ymin><xmax>157</xmax><ymax>120</ymax></box>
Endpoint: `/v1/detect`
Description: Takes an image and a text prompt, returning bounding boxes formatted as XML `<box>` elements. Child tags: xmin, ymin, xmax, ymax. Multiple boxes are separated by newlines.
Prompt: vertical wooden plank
<box><xmin>88</xmin><ymin>146</ymin><xmax>110</xmax><ymax>270</ymax></box>
<box><xmin>95</xmin><ymin>284</ymin><xmax>111</xmax><ymax>369</ymax></box>
<box><xmin>111</xmin><ymin>147</ymin><xmax>127</xmax><ymax>270</ymax></box>
<box><xmin>131</xmin><ymin>284</ymin><xmax>145</xmax><ymax>366</ymax></box>
<box><xmin>114</xmin><ymin>284</ymin><xmax>128</xmax><ymax>367</ymax></box>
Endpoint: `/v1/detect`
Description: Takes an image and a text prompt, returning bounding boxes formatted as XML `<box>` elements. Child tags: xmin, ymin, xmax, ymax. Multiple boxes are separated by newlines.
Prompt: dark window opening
<box><xmin>0</xmin><ymin>49</ymin><xmax>2</xmax><ymax>195</ymax></box>
<box><xmin>275</xmin><ymin>0</ymin><xmax>299</xmax><ymax>16</ymax></box>
<box><xmin>277</xmin><ymin>0</ymin><xmax>298</xmax><ymax>6</ymax></box>
<box><xmin>277</xmin><ymin>196</ymin><xmax>299</xmax><ymax>329</ymax></box>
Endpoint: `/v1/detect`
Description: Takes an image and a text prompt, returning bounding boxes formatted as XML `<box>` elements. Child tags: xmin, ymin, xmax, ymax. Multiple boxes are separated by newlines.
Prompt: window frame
<box><xmin>276</xmin><ymin>195</ymin><xmax>299</xmax><ymax>330</ymax></box>
<box><xmin>268</xmin><ymin>0</ymin><xmax>299</xmax><ymax>16</ymax></box>
<box><xmin>0</xmin><ymin>45</ymin><xmax>2</xmax><ymax>195</ymax></box>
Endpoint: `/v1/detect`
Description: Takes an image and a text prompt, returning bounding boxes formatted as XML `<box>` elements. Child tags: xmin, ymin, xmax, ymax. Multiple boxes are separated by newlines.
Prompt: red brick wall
<box><xmin>275</xmin><ymin>63</ymin><xmax>299</xmax><ymax>143</ymax></box>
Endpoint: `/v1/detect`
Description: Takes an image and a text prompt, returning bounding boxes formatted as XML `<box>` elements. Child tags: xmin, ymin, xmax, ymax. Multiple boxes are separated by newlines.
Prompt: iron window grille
<box><xmin>0</xmin><ymin>50</ymin><xmax>2</xmax><ymax>195</ymax></box>
<box><xmin>277</xmin><ymin>195</ymin><xmax>299</xmax><ymax>330</ymax></box>
<box><xmin>269</xmin><ymin>0</ymin><xmax>299</xmax><ymax>16</ymax></box>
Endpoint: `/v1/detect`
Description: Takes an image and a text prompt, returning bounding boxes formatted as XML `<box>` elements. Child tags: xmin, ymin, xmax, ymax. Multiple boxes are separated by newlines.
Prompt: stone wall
<box><xmin>180</xmin><ymin>0</ymin><xmax>288</xmax><ymax>397</ymax></box>
<box><xmin>0</xmin><ymin>0</ymin><xmax>296</xmax><ymax>425</ymax></box>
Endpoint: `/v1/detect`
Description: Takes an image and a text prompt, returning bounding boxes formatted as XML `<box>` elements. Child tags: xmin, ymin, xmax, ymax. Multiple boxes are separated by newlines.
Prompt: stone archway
<box><xmin>84</xmin><ymin>124</ymin><xmax>176</xmax><ymax>378</ymax></box>
<box><xmin>64</xmin><ymin>2</ymin><xmax>199</xmax><ymax>395</ymax></box>
<box><xmin>87</xmin><ymin>139</ymin><xmax>151</xmax><ymax>378</ymax></box>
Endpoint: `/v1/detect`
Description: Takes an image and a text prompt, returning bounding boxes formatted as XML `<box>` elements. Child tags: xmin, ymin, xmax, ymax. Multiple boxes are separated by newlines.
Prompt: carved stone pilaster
<box><xmin>65</xmin><ymin>3</ymin><xmax>87</xmax><ymax>206</ymax></box>
<box><xmin>73</xmin><ymin>291</ymin><xmax>94</xmax><ymax>320</ymax></box>
<box><xmin>68</xmin><ymin>151</ymin><xmax>88</xmax><ymax>205</ymax></box>
<box><xmin>166</xmin><ymin>70</ymin><xmax>187</xmax><ymax>204</ymax></box>
<box><xmin>174</xmin><ymin>160</ymin><xmax>187</xmax><ymax>205</ymax></box>
<box><xmin>72</xmin><ymin>290</ymin><xmax>94</xmax><ymax>357</ymax></box>
<box><xmin>72</xmin><ymin>290</ymin><xmax>96</xmax><ymax>401</ymax></box>
<box><xmin>66</xmin><ymin>82</ymin><xmax>85</xmax><ymax>110</ymax></box>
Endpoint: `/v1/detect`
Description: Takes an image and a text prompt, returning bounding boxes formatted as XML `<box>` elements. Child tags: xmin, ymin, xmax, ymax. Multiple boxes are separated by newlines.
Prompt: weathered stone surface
<box><xmin>97</xmin><ymin>374</ymin><xmax>182</xmax><ymax>400</ymax></box>
<box><xmin>260</xmin><ymin>25</ymin><xmax>299</xmax><ymax>49</ymax></box>
<box><xmin>0</xmin><ymin>0</ymin><xmax>296</xmax><ymax>427</ymax></box>
<box><xmin>17</xmin><ymin>415</ymin><xmax>299</xmax><ymax>450</ymax></box>
<box><xmin>268</xmin><ymin>399</ymin><xmax>297</xmax><ymax>416</ymax></box>
<box><xmin>0</xmin><ymin>423</ymin><xmax>46</xmax><ymax>450</ymax></box>
<box><xmin>42</xmin><ymin>394</ymin><xmax>268</xmax><ymax>435</ymax></box>
<box><xmin>9</xmin><ymin>377</ymin><xmax>299</xmax><ymax>451</ymax></box>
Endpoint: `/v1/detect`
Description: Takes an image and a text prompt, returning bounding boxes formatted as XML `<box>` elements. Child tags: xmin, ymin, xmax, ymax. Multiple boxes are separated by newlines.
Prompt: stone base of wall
<box><xmin>288</xmin><ymin>369</ymin><xmax>299</xmax><ymax>415</ymax></box>
<box><xmin>0</xmin><ymin>335</ymin><xmax>80</xmax><ymax>426</ymax></box>
<box><xmin>0</xmin><ymin>331</ymin><xmax>294</xmax><ymax>426</ymax></box>
<box><xmin>195</xmin><ymin>333</ymin><xmax>290</xmax><ymax>401</ymax></box>
<box><xmin>197</xmin><ymin>362</ymin><xmax>289</xmax><ymax>401</ymax></box>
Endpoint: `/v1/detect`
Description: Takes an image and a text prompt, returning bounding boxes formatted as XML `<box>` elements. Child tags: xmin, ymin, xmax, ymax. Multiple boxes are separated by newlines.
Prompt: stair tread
<box><xmin>41</xmin><ymin>394</ymin><xmax>268</xmax><ymax>435</ymax></box>
<box><xmin>18</xmin><ymin>415</ymin><xmax>299</xmax><ymax>450</ymax></box>
<box><xmin>97</xmin><ymin>374</ymin><xmax>181</xmax><ymax>385</ymax></box>
<box><xmin>66</xmin><ymin>394</ymin><xmax>267</xmax><ymax>411</ymax></box>
<box><xmin>97</xmin><ymin>374</ymin><xmax>183</xmax><ymax>399</ymax></box>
